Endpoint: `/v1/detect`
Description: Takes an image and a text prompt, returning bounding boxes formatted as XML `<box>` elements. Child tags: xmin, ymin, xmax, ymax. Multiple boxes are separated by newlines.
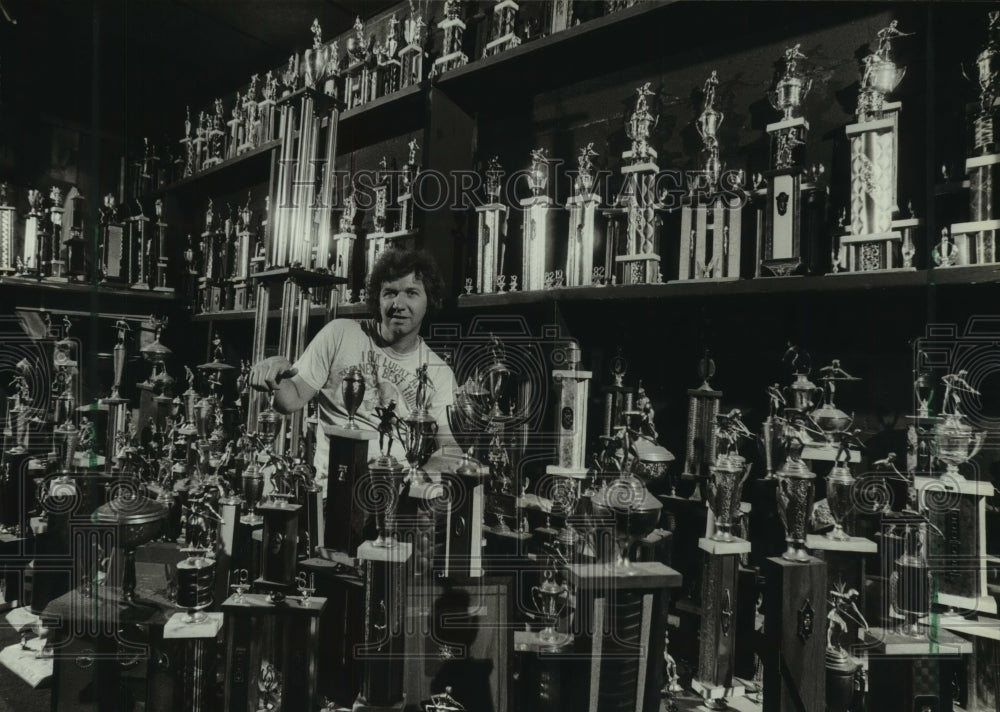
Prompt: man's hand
<box><xmin>249</xmin><ymin>356</ymin><xmax>298</xmax><ymax>392</ymax></box>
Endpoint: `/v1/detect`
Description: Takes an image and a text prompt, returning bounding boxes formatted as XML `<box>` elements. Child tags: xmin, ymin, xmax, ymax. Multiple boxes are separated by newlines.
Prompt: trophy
<box><xmin>176</xmin><ymin>499</ymin><xmax>219</xmax><ymax>623</ymax></box>
<box><xmin>530</xmin><ymin>569</ymin><xmax>571</xmax><ymax>650</ymax></box>
<box><xmin>483</xmin><ymin>0</ymin><xmax>521</xmax><ymax>58</ymax></box>
<box><xmin>344</xmin><ymin>16</ymin><xmax>373</xmax><ymax>108</ymax></box>
<box><xmin>756</xmin><ymin>45</ymin><xmax>825</xmax><ymax>277</ymax></box>
<box><xmin>474</xmin><ymin>157</ymin><xmax>508</xmax><ymax>294</ymax></box>
<box><xmin>101</xmin><ymin>321</ymin><xmax>131</xmax><ymax>467</ymax></box>
<box><xmin>678</xmin><ymin>71</ymin><xmax>745</xmax><ymax>282</ymax></box>
<box><xmin>304</xmin><ymin>18</ymin><xmax>335</xmax><ymax>95</ymax></box>
<box><xmin>824</xmin><ymin>438</ymin><xmax>861</xmax><ymax>542</ymax></box>
<box><xmin>369</xmin><ymin>400</ymin><xmax>406</xmax><ymax>547</ymax></box>
<box><xmin>341</xmin><ymin>366</ymin><xmax>365</xmax><ymax>429</ymax></box>
<box><xmin>332</xmin><ymin>191</ymin><xmax>358</xmax><ymax>300</ymax></box>
<box><xmin>613</xmin><ymin>83</ymin><xmax>661</xmax><ymax>285</ymax></box>
<box><xmin>933</xmin><ymin>370</ymin><xmax>985</xmax><ymax>481</ymax></box>
<box><xmin>375</xmin><ymin>14</ymin><xmax>402</xmax><ymax>97</ymax></box>
<box><xmin>682</xmin><ymin>353</ymin><xmax>722</xmax><ymax>489</ymax></box>
<box><xmin>92</xmin><ymin>486</ymin><xmax>167</xmax><ymax>603</ymax></box>
<box><xmin>240</xmin><ymin>461</ymin><xmax>264</xmax><ymax>525</ymax></box>
<box><xmin>400</xmin><ymin>365</ymin><xmax>439</xmax><ymax>484</ymax></box>
<box><xmin>520</xmin><ymin>148</ymin><xmax>555</xmax><ymax>291</ymax></box>
<box><xmin>46</xmin><ymin>186</ymin><xmax>65</xmax><ymax>279</ymax></box>
<box><xmin>565</xmin><ymin>144</ymin><xmax>601</xmax><ymax>286</ymax></box>
<box><xmin>775</xmin><ymin>437</ymin><xmax>816</xmax><ymax>562</ymax></box>
<box><xmin>836</xmin><ymin>22</ymin><xmax>919</xmax><ymax>273</ymax></box>
<box><xmin>399</xmin><ymin>0</ymin><xmax>426</xmax><ymax>87</ymax></box>
<box><xmin>430</xmin><ymin>0</ymin><xmax>468</xmax><ymax>77</ymax></box>
<box><xmin>825</xmin><ymin>583</ymin><xmax>869</xmax><ymax>712</ymax></box>
<box><xmin>20</xmin><ymin>188</ymin><xmax>45</xmax><ymax>276</ymax></box>
<box><xmin>947</xmin><ymin>11</ymin><xmax>1000</xmax><ymax>266</ymax></box>
<box><xmin>811</xmin><ymin>359</ymin><xmax>860</xmax><ymax>443</ymax></box>
<box><xmin>707</xmin><ymin>410</ymin><xmax>753</xmax><ymax>542</ymax></box>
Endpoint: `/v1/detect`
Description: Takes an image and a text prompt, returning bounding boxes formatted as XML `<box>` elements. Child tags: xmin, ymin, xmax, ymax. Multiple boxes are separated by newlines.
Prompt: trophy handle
<box><xmin>775</xmin><ymin>477</ymin><xmax>790</xmax><ymax>532</ymax></box>
<box><xmin>888</xmin><ymin>570</ymin><xmax>899</xmax><ymax>617</ymax></box>
<box><xmin>969</xmin><ymin>430</ymin><xmax>986</xmax><ymax>462</ymax></box>
<box><xmin>530</xmin><ymin>586</ymin><xmax>546</xmax><ymax>615</ymax></box>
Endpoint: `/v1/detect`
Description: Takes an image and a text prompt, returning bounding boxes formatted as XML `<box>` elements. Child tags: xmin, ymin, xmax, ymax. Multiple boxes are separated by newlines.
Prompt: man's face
<box><xmin>379</xmin><ymin>272</ymin><xmax>428</xmax><ymax>341</ymax></box>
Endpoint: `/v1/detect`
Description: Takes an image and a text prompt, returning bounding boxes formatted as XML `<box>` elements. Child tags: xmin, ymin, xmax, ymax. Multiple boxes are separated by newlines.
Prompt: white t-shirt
<box><xmin>293</xmin><ymin>318</ymin><xmax>457</xmax><ymax>482</ymax></box>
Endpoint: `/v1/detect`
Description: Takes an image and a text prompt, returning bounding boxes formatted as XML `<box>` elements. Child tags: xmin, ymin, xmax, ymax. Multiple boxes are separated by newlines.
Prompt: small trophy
<box><xmin>399</xmin><ymin>364</ymin><xmax>439</xmax><ymax>483</ymax></box>
<box><xmin>775</xmin><ymin>437</ymin><xmax>817</xmax><ymax>562</ymax></box>
<box><xmin>933</xmin><ymin>370</ymin><xmax>985</xmax><ymax>482</ymax></box>
<box><xmin>886</xmin><ymin>510</ymin><xmax>943</xmax><ymax>637</ymax></box>
<box><xmin>342</xmin><ymin>366</ymin><xmax>365</xmax><ymax>429</ymax></box>
<box><xmin>707</xmin><ymin>409</ymin><xmax>753</xmax><ymax>542</ymax></box>
<box><xmin>530</xmin><ymin>569</ymin><xmax>571</xmax><ymax>650</ymax></box>
<box><xmin>825</xmin><ymin>583</ymin><xmax>869</xmax><ymax>712</ymax></box>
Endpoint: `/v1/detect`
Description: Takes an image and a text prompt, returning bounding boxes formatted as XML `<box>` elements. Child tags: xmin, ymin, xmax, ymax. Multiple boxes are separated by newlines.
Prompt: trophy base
<box><xmin>239</xmin><ymin>514</ymin><xmax>263</xmax><ymax>526</ymax></box>
<box><xmin>805</xmin><ymin>534</ymin><xmax>877</xmax><ymax>554</ymax></box>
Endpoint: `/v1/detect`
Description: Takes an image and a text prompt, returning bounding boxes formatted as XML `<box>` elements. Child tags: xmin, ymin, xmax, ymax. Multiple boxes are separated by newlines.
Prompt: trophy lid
<box><xmin>633</xmin><ymin>437</ymin><xmax>674</xmax><ymax>464</ymax></box>
<box><xmin>536</xmin><ymin>569</ymin><xmax>565</xmax><ymax>595</ymax></box>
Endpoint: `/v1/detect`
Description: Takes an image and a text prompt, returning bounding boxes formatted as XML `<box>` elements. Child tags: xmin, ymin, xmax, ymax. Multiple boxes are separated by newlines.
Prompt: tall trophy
<box><xmin>483</xmin><ymin>0</ymin><xmax>521</xmax><ymax>58</ymax></box>
<box><xmin>677</xmin><ymin>71</ymin><xmax>745</xmax><ymax>282</ymax></box>
<box><xmin>835</xmin><ymin>22</ymin><xmax>920</xmax><ymax>273</ymax></box>
<box><xmin>101</xmin><ymin>321</ymin><xmax>131</xmax><ymax>469</ymax></box>
<box><xmin>332</xmin><ymin>191</ymin><xmax>358</xmax><ymax>301</ymax></box>
<box><xmin>755</xmin><ymin>45</ymin><xmax>826</xmax><ymax>276</ymax></box>
<box><xmin>430</xmin><ymin>0</ymin><xmax>468</xmax><ymax>77</ymax></box>
<box><xmin>944</xmin><ymin>10</ymin><xmax>1000</xmax><ymax>266</ymax></box>
<box><xmin>775</xmin><ymin>436</ymin><xmax>816</xmax><ymax>562</ymax></box>
<box><xmin>529</xmin><ymin>569</ymin><xmax>571</xmax><ymax>650</ymax></box>
<box><xmin>472</xmin><ymin>157</ymin><xmax>507</xmax><ymax>294</ymax></box>
<box><xmin>46</xmin><ymin>186</ymin><xmax>65</xmax><ymax>280</ymax></box>
<box><xmin>399</xmin><ymin>1</ymin><xmax>426</xmax><ymax>88</ymax></box>
<box><xmin>565</xmin><ymin>144</ymin><xmax>601</xmax><ymax>287</ymax></box>
<box><xmin>19</xmin><ymin>188</ymin><xmax>45</xmax><ymax>276</ymax></box>
<box><xmin>613</xmin><ymin>82</ymin><xmax>661</xmax><ymax>285</ymax></box>
<box><xmin>682</xmin><ymin>353</ymin><xmax>722</xmax><ymax>491</ymax></box>
<box><xmin>399</xmin><ymin>364</ymin><xmax>439</xmax><ymax>484</ymax></box>
<box><xmin>520</xmin><ymin>148</ymin><xmax>555</xmax><ymax>291</ymax></box>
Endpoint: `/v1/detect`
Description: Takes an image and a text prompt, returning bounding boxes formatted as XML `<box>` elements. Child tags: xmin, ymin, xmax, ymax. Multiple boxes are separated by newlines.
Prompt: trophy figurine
<box><xmin>707</xmin><ymin>409</ymin><xmax>753</xmax><ymax>542</ymax></box>
<box><xmin>775</xmin><ymin>436</ymin><xmax>817</xmax><ymax>562</ymax></box>
<box><xmin>400</xmin><ymin>364</ymin><xmax>439</xmax><ymax>483</ymax></box>
<box><xmin>825</xmin><ymin>582</ymin><xmax>869</xmax><ymax>712</ymax></box>
<box><xmin>342</xmin><ymin>366</ymin><xmax>365</xmax><ymax>429</ymax></box>
<box><xmin>933</xmin><ymin>370</ymin><xmax>985</xmax><ymax>482</ymax></box>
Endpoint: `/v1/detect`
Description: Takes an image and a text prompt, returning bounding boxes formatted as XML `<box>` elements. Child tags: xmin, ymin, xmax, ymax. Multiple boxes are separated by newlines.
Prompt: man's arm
<box><xmin>248</xmin><ymin>355</ymin><xmax>317</xmax><ymax>415</ymax></box>
<box><xmin>273</xmin><ymin>374</ymin><xmax>318</xmax><ymax>415</ymax></box>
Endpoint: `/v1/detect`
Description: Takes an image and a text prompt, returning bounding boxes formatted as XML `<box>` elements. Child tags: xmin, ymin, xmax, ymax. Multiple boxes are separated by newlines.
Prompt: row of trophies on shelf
<box><xmin>169</xmin><ymin>0</ymin><xmax>636</xmax><ymax>185</ymax></box>
<box><xmin>461</xmin><ymin>14</ymin><xmax>1000</xmax><ymax>293</ymax></box>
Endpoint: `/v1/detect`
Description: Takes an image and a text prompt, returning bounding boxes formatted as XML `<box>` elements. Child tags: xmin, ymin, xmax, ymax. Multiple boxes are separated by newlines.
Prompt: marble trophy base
<box><xmin>805</xmin><ymin>534</ymin><xmax>877</xmax><ymax>554</ymax></box>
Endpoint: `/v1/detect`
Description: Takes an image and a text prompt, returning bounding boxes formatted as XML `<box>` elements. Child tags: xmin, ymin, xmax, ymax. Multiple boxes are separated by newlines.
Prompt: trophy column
<box><xmin>0</xmin><ymin>184</ymin><xmax>15</xmax><ymax>274</ymax></box>
<box><xmin>353</xmin><ymin>541</ymin><xmax>411</xmax><ymax>712</ymax></box>
<box><xmin>483</xmin><ymin>0</ymin><xmax>521</xmax><ymax>58</ymax></box>
<box><xmin>20</xmin><ymin>189</ymin><xmax>44</xmax><ymax>276</ymax></box>
<box><xmin>567</xmin><ymin>560</ymin><xmax>682</xmax><ymax>712</ymax></box>
<box><xmin>332</xmin><ymin>196</ymin><xmax>358</xmax><ymax>302</ymax></box>
<box><xmin>222</xmin><ymin>590</ymin><xmax>326</xmax><ymax>712</ymax></box>
<box><xmin>762</xmin><ymin>556</ymin><xmax>827</xmax><ymax>712</ymax></box>
<box><xmin>545</xmin><ymin>343</ymin><xmax>591</xmax><ymax>482</ymax></box>
<box><xmin>399</xmin><ymin>8</ymin><xmax>425</xmax><ymax>88</ymax></box>
<box><xmin>47</xmin><ymin>187</ymin><xmax>65</xmax><ymax>280</ymax></box>
<box><xmin>129</xmin><ymin>199</ymin><xmax>152</xmax><ymax>289</ymax></box>
<box><xmin>691</xmin><ymin>537</ymin><xmax>752</xmax><ymax>709</ymax></box>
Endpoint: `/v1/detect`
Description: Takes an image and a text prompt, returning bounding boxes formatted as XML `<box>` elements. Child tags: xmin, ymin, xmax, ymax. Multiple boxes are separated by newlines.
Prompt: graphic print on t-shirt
<box><xmin>333</xmin><ymin>347</ymin><xmax>438</xmax><ymax>416</ymax></box>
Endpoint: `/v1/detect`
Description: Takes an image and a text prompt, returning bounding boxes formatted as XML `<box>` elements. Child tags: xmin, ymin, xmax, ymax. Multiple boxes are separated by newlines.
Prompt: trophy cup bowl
<box><xmin>789</xmin><ymin>373</ymin><xmax>821</xmax><ymax>411</ymax></box>
<box><xmin>176</xmin><ymin>554</ymin><xmax>215</xmax><ymax>624</ymax></box>
<box><xmin>92</xmin><ymin>493</ymin><xmax>167</xmax><ymax>603</ymax></box>
<box><xmin>777</xmin><ymin>471</ymin><xmax>816</xmax><ymax>562</ymax></box>
<box><xmin>933</xmin><ymin>414</ymin><xmax>985</xmax><ymax>480</ymax></box>
<box><xmin>825</xmin><ymin>463</ymin><xmax>855</xmax><ymax>541</ymax></box>
<box><xmin>707</xmin><ymin>455</ymin><xmax>747</xmax><ymax>542</ymax></box>
<box><xmin>697</xmin><ymin>107</ymin><xmax>723</xmax><ymax>141</ymax></box>
<box><xmin>590</xmin><ymin>475</ymin><xmax>662</xmax><ymax>572</ymax></box>
<box><xmin>483</xmin><ymin>360</ymin><xmax>512</xmax><ymax>421</ymax></box>
<box><xmin>256</xmin><ymin>403</ymin><xmax>282</xmax><ymax>446</ymax></box>
<box><xmin>630</xmin><ymin>438</ymin><xmax>674</xmax><ymax>486</ymax></box>
<box><xmin>825</xmin><ymin>647</ymin><xmax>860</xmax><ymax>712</ymax></box>
<box><xmin>770</xmin><ymin>73</ymin><xmax>811</xmax><ymax>120</ymax></box>
<box><xmin>342</xmin><ymin>367</ymin><xmax>366</xmax><ymax>429</ymax></box>
<box><xmin>811</xmin><ymin>403</ymin><xmax>852</xmax><ymax>442</ymax></box>
<box><xmin>240</xmin><ymin>463</ymin><xmax>264</xmax><ymax>525</ymax></box>
<box><xmin>530</xmin><ymin>575</ymin><xmax>572</xmax><ymax>650</ymax></box>
<box><xmin>870</xmin><ymin>57</ymin><xmax>905</xmax><ymax>95</ymax></box>
<box><xmin>401</xmin><ymin>415</ymin><xmax>438</xmax><ymax>482</ymax></box>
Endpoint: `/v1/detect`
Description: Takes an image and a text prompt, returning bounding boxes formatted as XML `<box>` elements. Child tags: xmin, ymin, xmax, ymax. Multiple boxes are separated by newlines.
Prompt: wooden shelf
<box><xmin>455</xmin><ymin>266</ymin><xmax>1000</xmax><ymax>308</ymax></box>
<box><xmin>191</xmin><ymin>302</ymin><xmax>351</xmax><ymax>323</ymax></box>
<box><xmin>0</xmin><ymin>276</ymin><xmax>176</xmax><ymax>300</ymax></box>
<box><xmin>159</xmin><ymin>139</ymin><xmax>280</xmax><ymax>195</ymax></box>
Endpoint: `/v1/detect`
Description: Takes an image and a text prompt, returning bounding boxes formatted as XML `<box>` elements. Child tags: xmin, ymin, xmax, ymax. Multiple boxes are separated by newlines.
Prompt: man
<box><xmin>249</xmin><ymin>248</ymin><xmax>459</xmax><ymax>484</ymax></box>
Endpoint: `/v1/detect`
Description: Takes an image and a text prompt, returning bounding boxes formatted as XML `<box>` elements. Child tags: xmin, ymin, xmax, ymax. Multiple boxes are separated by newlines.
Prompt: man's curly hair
<box><xmin>365</xmin><ymin>248</ymin><xmax>445</xmax><ymax>316</ymax></box>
